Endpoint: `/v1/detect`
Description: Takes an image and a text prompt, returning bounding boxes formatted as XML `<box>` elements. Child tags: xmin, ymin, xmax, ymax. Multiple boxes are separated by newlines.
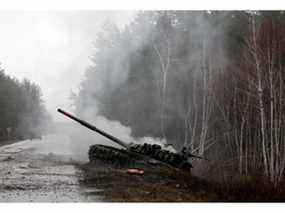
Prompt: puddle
<box><xmin>0</xmin><ymin>135</ymin><xmax>103</xmax><ymax>202</ymax></box>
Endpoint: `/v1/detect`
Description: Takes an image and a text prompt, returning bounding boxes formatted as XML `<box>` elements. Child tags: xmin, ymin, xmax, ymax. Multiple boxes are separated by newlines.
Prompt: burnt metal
<box><xmin>57</xmin><ymin>108</ymin><xmax>193</xmax><ymax>171</ymax></box>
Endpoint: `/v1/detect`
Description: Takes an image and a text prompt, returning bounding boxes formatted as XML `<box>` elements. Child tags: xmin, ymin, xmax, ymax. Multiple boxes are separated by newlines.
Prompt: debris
<box><xmin>28</xmin><ymin>163</ymin><xmax>40</xmax><ymax>169</ymax></box>
<box><xmin>147</xmin><ymin>159</ymin><xmax>159</xmax><ymax>165</ymax></box>
<box><xmin>2</xmin><ymin>156</ymin><xmax>14</xmax><ymax>161</ymax></box>
<box><xmin>19</xmin><ymin>165</ymin><xmax>28</xmax><ymax>169</ymax></box>
<box><xmin>126</xmin><ymin>168</ymin><xmax>144</xmax><ymax>175</ymax></box>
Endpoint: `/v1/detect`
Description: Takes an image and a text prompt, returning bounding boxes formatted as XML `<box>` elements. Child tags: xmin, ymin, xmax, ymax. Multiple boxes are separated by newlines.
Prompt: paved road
<box><xmin>0</xmin><ymin>135</ymin><xmax>101</xmax><ymax>202</ymax></box>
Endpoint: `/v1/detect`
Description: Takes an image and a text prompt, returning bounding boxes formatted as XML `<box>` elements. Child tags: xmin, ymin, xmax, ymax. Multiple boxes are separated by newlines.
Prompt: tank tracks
<box><xmin>130</xmin><ymin>143</ymin><xmax>192</xmax><ymax>170</ymax></box>
<box><xmin>88</xmin><ymin>145</ymin><xmax>137</xmax><ymax>167</ymax></box>
<box><xmin>88</xmin><ymin>143</ymin><xmax>192</xmax><ymax>171</ymax></box>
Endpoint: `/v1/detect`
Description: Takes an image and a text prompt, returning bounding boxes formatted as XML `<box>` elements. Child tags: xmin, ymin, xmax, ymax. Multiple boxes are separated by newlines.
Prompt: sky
<box><xmin>0</xmin><ymin>11</ymin><xmax>136</xmax><ymax>120</ymax></box>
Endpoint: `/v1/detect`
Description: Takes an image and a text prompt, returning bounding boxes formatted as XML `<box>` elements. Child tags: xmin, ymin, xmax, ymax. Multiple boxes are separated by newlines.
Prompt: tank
<box><xmin>57</xmin><ymin>108</ymin><xmax>195</xmax><ymax>171</ymax></box>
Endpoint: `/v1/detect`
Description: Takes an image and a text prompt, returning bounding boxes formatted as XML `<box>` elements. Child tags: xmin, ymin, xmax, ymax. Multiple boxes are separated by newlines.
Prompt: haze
<box><xmin>0</xmin><ymin>11</ymin><xmax>135</xmax><ymax>120</ymax></box>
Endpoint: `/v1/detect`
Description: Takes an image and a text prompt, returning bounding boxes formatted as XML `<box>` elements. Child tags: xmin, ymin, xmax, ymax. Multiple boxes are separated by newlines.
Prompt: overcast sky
<box><xmin>0</xmin><ymin>11</ymin><xmax>136</xmax><ymax>120</ymax></box>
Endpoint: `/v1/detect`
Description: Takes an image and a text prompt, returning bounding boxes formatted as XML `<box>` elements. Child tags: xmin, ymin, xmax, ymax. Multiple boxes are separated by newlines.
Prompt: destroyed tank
<box><xmin>58</xmin><ymin>109</ymin><xmax>197</xmax><ymax>171</ymax></box>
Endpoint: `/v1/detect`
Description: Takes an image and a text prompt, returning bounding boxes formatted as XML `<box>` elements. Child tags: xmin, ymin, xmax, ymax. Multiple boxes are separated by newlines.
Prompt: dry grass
<box><xmin>78</xmin><ymin>160</ymin><xmax>285</xmax><ymax>202</ymax></box>
<box><xmin>79</xmin><ymin>161</ymin><xmax>216</xmax><ymax>202</ymax></box>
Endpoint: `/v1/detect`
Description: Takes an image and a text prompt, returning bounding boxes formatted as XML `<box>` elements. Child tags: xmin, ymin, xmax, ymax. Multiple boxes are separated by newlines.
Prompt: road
<box><xmin>0</xmin><ymin>134</ymin><xmax>102</xmax><ymax>202</ymax></box>
<box><xmin>0</xmin><ymin>134</ymin><xmax>216</xmax><ymax>202</ymax></box>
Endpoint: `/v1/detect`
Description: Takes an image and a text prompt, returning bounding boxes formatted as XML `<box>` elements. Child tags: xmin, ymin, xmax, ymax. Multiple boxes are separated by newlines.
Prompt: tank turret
<box><xmin>57</xmin><ymin>108</ymin><xmax>193</xmax><ymax>171</ymax></box>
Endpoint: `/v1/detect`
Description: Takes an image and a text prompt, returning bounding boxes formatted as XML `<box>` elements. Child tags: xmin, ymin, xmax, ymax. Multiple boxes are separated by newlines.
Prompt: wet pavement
<box><xmin>0</xmin><ymin>135</ymin><xmax>217</xmax><ymax>202</ymax></box>
<box><xmin>0</xmin><ymin>135</ymin><xmax>102</xmax><ymax>202</ymax></box>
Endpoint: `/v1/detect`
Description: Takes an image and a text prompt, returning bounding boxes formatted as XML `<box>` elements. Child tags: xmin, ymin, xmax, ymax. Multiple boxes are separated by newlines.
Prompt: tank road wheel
<box><xmin>89</xmin><ymin>144</ymin><xmax>193</xmax><ymax>171</ymax></box>
<box><xmin>179</xmin><ymin>161</ymin><xmax>192</xmax><ymax>171</ymax></box>
<box><xmin>88</xmin><ymin>144</ymin><xmax>134</xmax><ymax>168</ymax></box>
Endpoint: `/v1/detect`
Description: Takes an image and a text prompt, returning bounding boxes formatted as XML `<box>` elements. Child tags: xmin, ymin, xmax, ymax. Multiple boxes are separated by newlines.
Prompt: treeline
<box><xmin>0</xmin><ymin>67</ymin><xmax>50</xmax><ymax>142</ymax></box>
<box><xmin>75</xmin><ymin>11</ymin><xmax>285</xmax><ymax>184</ymax></box>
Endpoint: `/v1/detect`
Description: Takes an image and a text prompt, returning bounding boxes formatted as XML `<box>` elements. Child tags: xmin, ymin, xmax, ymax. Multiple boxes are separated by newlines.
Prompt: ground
<box><xmin>1</xmin><ymin>135</ymin><xmax>285</xmax><ymax>202</ymax></box>
<box><xmin>0</xmin><ymin>135</ymin><xmax>101</xmax><ymax>202</ymax></box>
<box><xmin>0</xmin><ymin>134</ymin><xmax>213</xmax><ymax>202</ymax></box>
<box><xmin>79</xmin><ymin>161</ymin><xmax>216</xmax><ymax>202</ymax></box>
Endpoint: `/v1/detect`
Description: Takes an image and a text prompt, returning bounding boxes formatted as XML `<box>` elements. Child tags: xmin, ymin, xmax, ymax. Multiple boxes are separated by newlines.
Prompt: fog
<box><xmin>0</xmin><ymin>11</ymin><xmax>178</xmax><ymax>161</ymax></box>
<box><xmin>0</xmin><ymin>11</ymin><xmax>136</xmax><ymax>120</ymax></box>
<box><xmin>2</xmin><ymin>10</ymin><xmax>285</xmax><ymax>199</ymax></box>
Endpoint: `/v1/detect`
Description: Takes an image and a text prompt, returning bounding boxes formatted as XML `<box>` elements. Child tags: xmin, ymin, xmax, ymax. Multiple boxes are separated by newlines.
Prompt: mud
<box><xmin>78</xmin><ymin>160</ymin><xmax>215</xmax><ymax>202</ymax></box>
<box><xmin>0</xmin><ymin>135</ymin><xmax>102</xmax><ymax>202</ymax></box>
<box><xmin>0</xmin><ymin>135</ymin><xmax>217</xmax><ymax>202</ymax></box>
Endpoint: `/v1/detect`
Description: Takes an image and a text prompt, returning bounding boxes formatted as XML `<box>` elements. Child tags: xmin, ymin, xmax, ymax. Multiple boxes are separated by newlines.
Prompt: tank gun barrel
<box><xmin>57</xmin><ymin>108</ymin><xmax>130</xmax><ymax>149</ymax></box>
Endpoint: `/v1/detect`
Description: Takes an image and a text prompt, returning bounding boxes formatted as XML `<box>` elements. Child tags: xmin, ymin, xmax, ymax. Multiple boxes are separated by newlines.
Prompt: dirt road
<box><xmin>0</xmin><ymin>134</ymin><xmax>224</xmax><ymax>202</ymax></box>
<box><xmin>0</xmin><ymin>135</ymin><xmax>102</xmax><ymax>202</ymax></box>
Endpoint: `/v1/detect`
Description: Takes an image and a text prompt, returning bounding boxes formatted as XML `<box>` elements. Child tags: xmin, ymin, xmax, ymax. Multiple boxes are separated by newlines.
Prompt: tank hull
<box><xmin>88</xmin><ymin>143</ymin><xmax>192</xmax><ymax>171</ymax></box>
<box><xmin>57</xmin><ymin>109</ymin><xmax>193</xmax><ymax>171</ymax></box>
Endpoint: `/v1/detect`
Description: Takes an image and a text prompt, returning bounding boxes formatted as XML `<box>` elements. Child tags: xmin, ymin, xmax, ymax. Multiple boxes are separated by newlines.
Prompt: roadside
<box><xmin>0</xmin><ymin>135</ymin><xmax>101</xmax><ymax>202</ymax></box>
<box><xmin>1</xmin><ymin>135</ymin><xmax>285</xmax><ymax>202</ymax></box>
<box><xmin>0</xmin><ymin>139</ymin><xmax>20</xmax><ymax>147</ymax></box>
<box><xmin>78</xmin><ymin>160</ymin><xmax>285</xmax><ymax>202</ymax></box>
<box><xmin>78</xmin><ymin>161</ymin><xmax>215</xmax><ymax>202</ymax></box>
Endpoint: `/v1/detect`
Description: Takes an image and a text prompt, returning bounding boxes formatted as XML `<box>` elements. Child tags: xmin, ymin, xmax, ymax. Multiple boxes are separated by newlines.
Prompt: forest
<box><xmin>0</xmin><ymin>67</ymin><xmax>49</xmax><ymax>142</ymax></box>
<box><xmin>74</xmin><ymin>11</ymin><xmax>285</xmax><ymax>185</ymax></box>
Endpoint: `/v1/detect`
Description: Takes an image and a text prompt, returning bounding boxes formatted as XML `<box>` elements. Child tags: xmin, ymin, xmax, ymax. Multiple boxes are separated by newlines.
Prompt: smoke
<box><xmin>57</xmin><ymin>12</ymin><xmax>181</xmax><ymax>161</ymax></box>
<box><xmin>39</xmin><ymin>11</ymin><xmax>227</xmax><ymax>161</ymax></box>
<box><xmin>54</xmin><ymin>114</ymin><xmax>175</xmax><ymax>162</ymax></box>
<box><xmin>1</xmin><ymin>11</ymin><xmax>183</xmax><ymax>162</ymax></box>
<box><xmin>60</xmin><ymin>11</ymin><xmax>222</xmax><ymax>159</ymax></box>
